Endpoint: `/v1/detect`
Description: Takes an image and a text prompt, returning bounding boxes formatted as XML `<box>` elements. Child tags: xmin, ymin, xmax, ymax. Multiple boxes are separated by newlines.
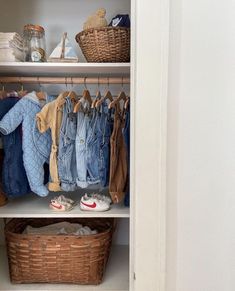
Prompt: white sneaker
<box><xmin>80</xmin><ymin>193</ymin><xmax>110</xmax><ymax>212</ymax></box>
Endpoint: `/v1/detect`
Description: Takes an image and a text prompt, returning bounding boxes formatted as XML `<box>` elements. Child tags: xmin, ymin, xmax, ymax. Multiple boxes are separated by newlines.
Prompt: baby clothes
<box><xmin>36</xmin><ymin>92</ymin><xmax>67</xmax><ymax>192</ymax></box>
<box><xmin>96</xmin><ymin>104</ymin><xmax>113</xmax><ymax>187</ymax></box>
<box><xmin>123</xmin><ymin>106</ymin><xmax>130</xmax><ymax>207</ymax></box>
<box><xmin>0</xmin><ymin>97</ymin><xmax>30</xmax><ymax>197</ymax></box>
<box><xmin>58</xmin><ymin>96</ymin><xmax>77</xmax><ymax>191</ymax></box>
<box><xmin>75</xmin><ymin>102</ymin><xmax>100</xmax><ymax>188</ymax></box>
<box><xmin>0</xmin><ymin>92</ymin><xmax>51</xmax><ymax>197</ymax></box>
<box><xmin>109</xmin><ymin>109</ymin><xmax>128</xmax><ymax>203</ymax></box>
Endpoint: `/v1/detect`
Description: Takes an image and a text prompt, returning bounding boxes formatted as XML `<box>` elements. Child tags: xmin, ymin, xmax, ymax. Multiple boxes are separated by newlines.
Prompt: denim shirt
<box><xmin>0</xmin><ymin>97</ymin><xmax>30</xmax><ymax>197</ymax></box>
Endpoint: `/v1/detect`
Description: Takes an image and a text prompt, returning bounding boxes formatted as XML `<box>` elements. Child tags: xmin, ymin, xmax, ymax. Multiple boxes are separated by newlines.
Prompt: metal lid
<box><xmin>24</xmin><ymin>24</ymin><xmax>45</xmax><ymax>33</ymax></box>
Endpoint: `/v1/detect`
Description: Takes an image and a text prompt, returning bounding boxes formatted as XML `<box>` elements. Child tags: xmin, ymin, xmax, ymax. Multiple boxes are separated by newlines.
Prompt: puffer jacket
<box><xmin>0</xmin><ymin>92</ymin><xmax>52</xmax><ymax>197</ymax></box>
<box><xmin>0</xmin><ymin>97</ymin><xmax>30</xmax><ymax>198</ymax></box>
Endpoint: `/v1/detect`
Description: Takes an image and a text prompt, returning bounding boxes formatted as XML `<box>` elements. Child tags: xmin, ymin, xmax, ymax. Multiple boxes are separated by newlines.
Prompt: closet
<box><xmin>0</xmin><ymin>1</ymin><xmax>168</xmax><ymax>291</ymax></box>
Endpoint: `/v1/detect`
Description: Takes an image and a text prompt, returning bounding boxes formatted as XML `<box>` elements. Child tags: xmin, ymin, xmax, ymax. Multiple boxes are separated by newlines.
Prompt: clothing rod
<box><xmin>0</xmin><ymin>77</ymin><xmax>130</xmax><ymax>85</ymax></box>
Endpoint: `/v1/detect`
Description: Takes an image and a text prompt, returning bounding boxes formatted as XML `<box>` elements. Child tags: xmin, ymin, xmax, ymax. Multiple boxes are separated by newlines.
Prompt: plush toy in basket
<box><xmin>76</xmin><ymin>8</ymin><xmax>130</xmax><ymax>63</ymax></box>
<box><xmin>83</xmin><ymin>8</ymin><xmax>108</xmax><ymax>30</ymax></box>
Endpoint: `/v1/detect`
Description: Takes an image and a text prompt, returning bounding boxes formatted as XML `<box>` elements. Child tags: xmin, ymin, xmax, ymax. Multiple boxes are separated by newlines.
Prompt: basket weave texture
<box><xmin>5</xmin><ymin>218</ymin><xmax>114</xmax><ymax>284</ymax></box>
<box><xmin>76</xmin><ymin>27</ymin><xmax>130</xmax><ymax>62</ymax></box>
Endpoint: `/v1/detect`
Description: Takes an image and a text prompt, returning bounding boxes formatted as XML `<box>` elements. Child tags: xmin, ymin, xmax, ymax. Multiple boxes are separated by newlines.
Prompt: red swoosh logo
<box><xmin>81</xmin><ymin>201</ymin><xmax>97</xmax><ymax>208</ymax></box>
<box><xmin>50</xmin><ymin>203</ymin><xmax>62</xmax><ymax>209</ymax></box>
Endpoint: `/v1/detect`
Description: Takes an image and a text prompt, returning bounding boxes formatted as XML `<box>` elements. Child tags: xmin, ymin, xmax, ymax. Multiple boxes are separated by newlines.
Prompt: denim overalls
<box><xmin>75</xmin><ymin>102</ymin><xmax>100</xmax><ymax>188</ymax></box>
<box><xmin>58</xmin><ymin>97</ymin><xmax>77</xmax><ymax>191</ymax></box>
<box><xmin>96</xmin><ymin>103</ymin><xmax>113</xmax><ymax>187</ymax></box>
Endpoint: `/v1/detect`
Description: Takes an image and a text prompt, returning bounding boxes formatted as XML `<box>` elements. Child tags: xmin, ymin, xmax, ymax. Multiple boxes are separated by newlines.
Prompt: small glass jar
<box><xmin>23</xmin><ymin>24</ymin><xmax>46</xmax><ymax>62</ymax></box>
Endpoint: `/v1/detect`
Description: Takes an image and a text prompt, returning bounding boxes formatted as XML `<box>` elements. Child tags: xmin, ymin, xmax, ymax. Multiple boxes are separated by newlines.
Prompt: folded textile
<box><xmin>23</xmin><ymin>222</ymin><xmax>98</xmax><ymax>236</ymax></box>
<box><xmin>0</xmin><ymin>48</ymin><xmax>24</xmax><ymax>61</ymax></box>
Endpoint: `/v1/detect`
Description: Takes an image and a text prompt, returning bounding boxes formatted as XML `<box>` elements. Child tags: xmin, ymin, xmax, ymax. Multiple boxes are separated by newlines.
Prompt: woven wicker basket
<box><xmin>5</xmin><ymin>218</ymin><xmax>114</xmax><ymax>284</ymax></box>
<box><xmin>76</xmin><ymin>27</ymin><xmax>130</xmax><ymax>62</ymax></box>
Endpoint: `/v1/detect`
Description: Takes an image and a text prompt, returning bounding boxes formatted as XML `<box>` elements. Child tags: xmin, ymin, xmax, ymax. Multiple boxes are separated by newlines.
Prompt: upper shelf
<box><xmin>0</xmin><ymin>62</ymin><xmax>130</xmax><ymax>77</ymax></box>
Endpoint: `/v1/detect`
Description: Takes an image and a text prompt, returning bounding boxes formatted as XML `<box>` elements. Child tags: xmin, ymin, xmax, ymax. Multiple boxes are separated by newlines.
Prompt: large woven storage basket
<box><xmin>5</xmin><ymin>218</ymin><xmax>114</xmax><ymax>284</ymax></box>
<box><xmin>76</xmin><ymin>27</ymin><xmax>130</xmax><ymax>62</ymax></box>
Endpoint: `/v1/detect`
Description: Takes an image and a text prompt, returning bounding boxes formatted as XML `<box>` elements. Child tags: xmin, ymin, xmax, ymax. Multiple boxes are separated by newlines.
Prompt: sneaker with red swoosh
<box><xmin>80</xmin><ymin>193</ymin><xmax>110</xmax><ymax>212</ymax></box>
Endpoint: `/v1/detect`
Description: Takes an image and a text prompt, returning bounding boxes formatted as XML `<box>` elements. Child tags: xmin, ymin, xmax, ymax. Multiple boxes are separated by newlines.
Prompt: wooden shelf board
<box><xmin>0</xmin><ymin>62</ymin><xmax>130</xmax><ymax>77</ymax></box>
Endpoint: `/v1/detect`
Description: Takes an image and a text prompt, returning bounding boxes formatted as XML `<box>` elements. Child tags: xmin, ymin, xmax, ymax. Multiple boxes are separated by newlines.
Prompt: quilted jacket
<box><xmin>0</xmin><ymin>97</ymin><xmax>30</xmax><ymax>197</ymax></box>
<box><xmin>0</xmin><ymin>92</ymin><xmax>52</xmax><ymax>197</ymax></box>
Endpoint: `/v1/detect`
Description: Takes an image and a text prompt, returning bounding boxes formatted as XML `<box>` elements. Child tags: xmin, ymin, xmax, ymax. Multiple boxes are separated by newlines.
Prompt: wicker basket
<box><xmin>76</xmin><ymin>27</ymin><xmax>130</xmax><ymax>62</ymax></box>
<box><xmin>5</xmin><ymin>218</ymin><xmax>114</xmax><ymax>284</ymax></box>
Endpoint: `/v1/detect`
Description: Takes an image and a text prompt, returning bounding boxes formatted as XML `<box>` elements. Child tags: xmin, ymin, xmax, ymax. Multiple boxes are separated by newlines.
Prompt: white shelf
<box><xmin>0</xmin><ymin>62</ymin><xmax>130</xmax><ymax>77</ymax></box>
<box><xmin>0</xmin><ymin>245</ymin><xmax>129</xmax><ymax>291</ymax></box>
<box><xmin>0</xmin><ymin>192</ymin><xmax>130</xmax><ymax>218</ymax></box>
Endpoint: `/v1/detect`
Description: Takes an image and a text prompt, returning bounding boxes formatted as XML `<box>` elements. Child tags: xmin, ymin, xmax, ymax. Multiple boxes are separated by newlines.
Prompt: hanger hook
<box><xmin>1</xmin><ymin>82</ymin><xmax>5</xmax><ymax>92</ymax></box>
<box><xmin>37</xmin><ymin>77</ymin><xmax>42</xmax><ymax>91</ymax></box>
<box><xmin>122</xmin><ymin>77</ymin><xmax>124</xmax><ymax>91</ymax></box>
<box><xmin>65</xmin><ymin>77</ymin><xmax>68</xmax><ymax>89</ymax></box>
<box><xmin>107</xmin><ymin>77</ymin><xmax>110</xmax><ymax>90</ymax></box>
<box><xmin>71</xmin><ymin>77</ymin><xmax>73</xmax><ymax>88</ymax></box>
<box><xmin>98</xmin><ymin>76</ymin><xmax>100</xmax><ymax>90</ymax></box>
<box><xmin>18</xmin><ymin>77</ymin><xmax>23</xmax><ymax>91</ymax></box>
<box><xmin>84</xmin><ymin>77</ymin><xmax>87</xmax><ymax>90</ymax></box>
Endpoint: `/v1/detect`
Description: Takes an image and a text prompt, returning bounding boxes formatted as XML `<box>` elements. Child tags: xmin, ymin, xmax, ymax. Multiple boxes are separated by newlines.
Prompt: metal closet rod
<box><xmin>0</xmin><ymin>76</ymin><xmax>130</xmax><ymax>85</ymax></box>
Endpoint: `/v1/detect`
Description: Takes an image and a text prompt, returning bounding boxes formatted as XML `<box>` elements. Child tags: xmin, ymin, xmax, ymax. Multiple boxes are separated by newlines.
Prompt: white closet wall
<box><xmin>167</xmin><ymin>0</ymin><xmax>234</xmax><ymax>291</ymax></box>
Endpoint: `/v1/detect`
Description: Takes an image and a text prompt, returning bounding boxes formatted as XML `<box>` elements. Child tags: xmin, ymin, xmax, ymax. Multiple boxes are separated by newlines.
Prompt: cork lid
<box><xmin>24</xmin><ymin>24</ymin><xmax>45</xmax><ymax>33</ymax></box>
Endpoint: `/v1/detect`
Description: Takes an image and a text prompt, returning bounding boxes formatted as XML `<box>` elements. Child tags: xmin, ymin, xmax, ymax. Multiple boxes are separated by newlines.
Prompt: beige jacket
<box><xmin>36</xmin><ymin>92</ymin><xmax>67</xmax><ymax>192</ymax></box>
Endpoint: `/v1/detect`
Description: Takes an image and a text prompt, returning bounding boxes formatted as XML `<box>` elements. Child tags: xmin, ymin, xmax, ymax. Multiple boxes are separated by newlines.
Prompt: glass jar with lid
<box><xmin>23</xmin><ymin>24</ymin><xmax>46</xmax><ymax>62</ymax></box>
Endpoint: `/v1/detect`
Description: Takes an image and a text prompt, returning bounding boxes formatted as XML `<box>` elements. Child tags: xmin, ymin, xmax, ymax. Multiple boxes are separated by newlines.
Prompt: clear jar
<box><xmin>23</xmin><ymin>24</ymin><xmax>46</xmax><ymax>62</ymax></box>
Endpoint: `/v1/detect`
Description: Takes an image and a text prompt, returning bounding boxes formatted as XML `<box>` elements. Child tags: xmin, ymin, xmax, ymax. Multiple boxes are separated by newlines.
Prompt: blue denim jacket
<box><xmin>0</xmin><ymin>97</ymin><xmax>30</xmax><ymax>198</ymax></box>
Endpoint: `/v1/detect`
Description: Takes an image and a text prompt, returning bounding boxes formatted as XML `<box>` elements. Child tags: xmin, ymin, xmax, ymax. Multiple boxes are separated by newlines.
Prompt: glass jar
<box><xmin>23</xmin><ymin>24</ymin><xmax>46</xmax><ymax>62</ymax></box>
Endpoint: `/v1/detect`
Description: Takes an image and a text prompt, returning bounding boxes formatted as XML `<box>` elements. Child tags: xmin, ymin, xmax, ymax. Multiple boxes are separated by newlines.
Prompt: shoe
<box><xmin>50</xmin><ymin>195</ymin><xmax>75</xmax><ymax>211</ymax></box>
<box><xmin>57</xmin><ymin>195</ymin><xmax>75</xmax><ymax>205</ymax></box>
<box><xmin>80</xmin><ymin>193</ymin><xmax>110</xmax><ymax>212</ymax></box>
<box><xmin>92</xmin><ymin>193</ymin><xmax>112</xmax><ymax>204</ymax></box>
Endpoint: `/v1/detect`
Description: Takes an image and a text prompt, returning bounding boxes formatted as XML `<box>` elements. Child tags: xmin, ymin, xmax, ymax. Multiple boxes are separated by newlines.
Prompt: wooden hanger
<box><xmin>0</xmin><ymin>84</ymin><xmax>7</xmax><ymax>99</ymax></box>
<box><xmin>68</xmin><ymin>90</ymin><xmax>77</xmax><ymax>106</ymax></box>
<box><xmin>73</xmin><ymin>88</ymin><xmax>92</xmax><ymax>113</ymax></box>
<box><xmin>108</xmin><ymin>90</ymin><xmax>127</xmax><ymax>109</ymax></box>
<box><xmin>96</xmin><ymin>90</ymin><xmax>113</xmax><ymax>108</ymax></box>
<box><xmin>91</xmin><ymin>77</ymin><xmax>102</xmax><ymax>108</ymax></box>
<box><xmin>36</xmin><ymin>77</ymin><xmax>46</xmax><ymax>100</ymax></box>
<box><xmin>124</xmin><ymin>96</ymin><xmax>130</xmax><ymax>110</ymax></box>
<box><xmin>91</xmin><ymin>90</ymin><xmax>101</xmax><ymax>108</ymax></box>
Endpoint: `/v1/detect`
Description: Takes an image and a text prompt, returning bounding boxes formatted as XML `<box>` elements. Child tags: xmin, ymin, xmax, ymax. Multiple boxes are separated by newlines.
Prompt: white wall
<box><xmin>167</xmin><ymin>0</ymin><xmax>235</xmax><ymax>291</ymax></box>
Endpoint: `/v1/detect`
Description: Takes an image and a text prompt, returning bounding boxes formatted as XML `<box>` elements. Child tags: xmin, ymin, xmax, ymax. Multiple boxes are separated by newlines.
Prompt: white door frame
<box><xmin>130</xmin><ymin>0</ymin><xmax>169</xmax><ymax>290</ymax></box>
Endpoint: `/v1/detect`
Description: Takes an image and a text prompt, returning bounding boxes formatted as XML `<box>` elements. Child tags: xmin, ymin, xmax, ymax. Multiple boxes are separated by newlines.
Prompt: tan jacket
<box><xmin>36</xmin><ymin>92</ymin><xmax>67</xmax><ymax>192</ymax></box>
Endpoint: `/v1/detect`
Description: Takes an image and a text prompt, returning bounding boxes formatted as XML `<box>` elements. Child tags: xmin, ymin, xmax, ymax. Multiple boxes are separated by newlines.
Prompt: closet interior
<box><xmin>0</xmin><ymin>0</ymin><xmax>132</xmax><ymax>291</ymax></box>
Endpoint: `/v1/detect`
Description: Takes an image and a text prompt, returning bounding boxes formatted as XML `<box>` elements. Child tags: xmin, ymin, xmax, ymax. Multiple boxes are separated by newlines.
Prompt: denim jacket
<box><xmin>0</xmin><ymin>97</ymin><xmax>30</xmax><ymax>198</ymax></box>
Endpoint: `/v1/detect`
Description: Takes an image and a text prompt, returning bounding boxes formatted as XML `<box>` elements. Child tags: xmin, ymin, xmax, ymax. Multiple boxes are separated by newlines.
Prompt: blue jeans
<box><xmin>58</xmin><ymin>97</ymin><xmax>77</xmax><ymax>191</ymax></box>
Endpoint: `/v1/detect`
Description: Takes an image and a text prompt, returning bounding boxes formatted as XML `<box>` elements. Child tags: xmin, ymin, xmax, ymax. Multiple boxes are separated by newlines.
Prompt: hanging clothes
<box><xmin>123</xmin><ymin>105</ymin><xmax>130</xmax><ymax>207</ymax></box>
<box><xmin>0</xmin><ymin>96</ymin><xmax>30</xmax><ymax>198</ymax></box>
<box><xmin>0</xmin><ymin>92</ymin><xmax>52</xmax><ymax>197</ymax></box>
<box><xmin>36</xmin><ymin>92</ymin><xmax>66</xmax><ymax>192</ymax></box>
<box><xmin>0</xmin><ymin>149</ymin><xmax>7</xmax><ymax>206</ymax></box>
<box><xmin>96</xmin><ymin>102</ymin><xmax>113</xmax><ymax>187</ymax></box>
<box><xmin>58</xmin><ymin>96</ymin><xmax>77</xmax><ymax>191</ymax></box>
<box><xmin>109</xmin><ymin>108</ymin><xmax>128</xmax><ymax>203</ymax></box>
<box><xmin>75</xmin><ymin>101</ymin><xmax>100</xmax><ymax>188</ymax></box>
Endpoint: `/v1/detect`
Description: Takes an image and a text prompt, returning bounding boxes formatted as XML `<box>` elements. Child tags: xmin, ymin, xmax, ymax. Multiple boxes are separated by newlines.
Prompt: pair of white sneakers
<box><xmin>80</xmin><ymin>193</ymin><xmax>112</xmax><ymax>212</ymax></box>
